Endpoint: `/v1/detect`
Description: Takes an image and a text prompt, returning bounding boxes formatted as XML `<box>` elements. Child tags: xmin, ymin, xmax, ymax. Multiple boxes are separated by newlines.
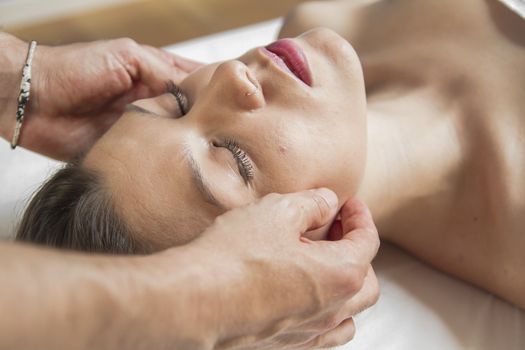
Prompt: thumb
<box><xmin>271</xmin><ymin>188</ymin><xmax>339</xmax><ymax>235</ymax></box>
<box><xmin>339</xmin><ymin>198</ymin><xmax>380</xmax><ymax>262</ymax></box>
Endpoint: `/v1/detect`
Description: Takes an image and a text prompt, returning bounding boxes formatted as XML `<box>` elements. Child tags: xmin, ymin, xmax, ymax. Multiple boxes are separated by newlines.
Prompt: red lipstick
<box><xmin>264</xmin><ymin>39</ymin><xmax>312</xmax><ymax>86</ymax></box>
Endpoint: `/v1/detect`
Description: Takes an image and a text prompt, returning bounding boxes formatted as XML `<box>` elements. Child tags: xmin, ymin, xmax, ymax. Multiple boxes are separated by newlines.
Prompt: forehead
<box><xmin>84</xmin><ymin>112</ymin><xmax>216</xmax><ymax>249</ymax></box>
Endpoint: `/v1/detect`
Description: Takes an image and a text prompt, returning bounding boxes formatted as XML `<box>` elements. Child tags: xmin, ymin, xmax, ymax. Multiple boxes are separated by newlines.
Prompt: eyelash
<box><xmin>166</xmin><ymin>81</ymin><xmax>189</xmax><ymax>116</ymax></box>
<box><xmin>223</xmin><ymin>139</ymin><xmax>255</xmax><ymax>183</ymax></box>
<box><xmin>167</xmin><ymin>82</ymin><xmax>254</xmax><ymax>183</ymax></box>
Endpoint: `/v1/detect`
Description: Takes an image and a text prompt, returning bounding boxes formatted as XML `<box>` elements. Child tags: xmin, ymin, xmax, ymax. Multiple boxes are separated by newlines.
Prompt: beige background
<box><xmin>0</xmin><ymin>0</ymin><xmax>305</xmax><ymax>46</ymax></box>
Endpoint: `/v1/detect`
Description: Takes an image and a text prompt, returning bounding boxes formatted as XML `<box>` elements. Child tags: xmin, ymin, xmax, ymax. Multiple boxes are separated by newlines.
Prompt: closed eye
<box><xmin>166</xmin><ymin>81</ymin><xmax>189</xmax><ymax>116</ymax></box>
<box><xmin>225</xmin><ymin>139</ymin><xmax>255</xmax><ymax>184</ymax></box>
<box><xmin>213</xmin><ymin>139</ymin><xmax>255</xmax><ymax>184</ymax></box>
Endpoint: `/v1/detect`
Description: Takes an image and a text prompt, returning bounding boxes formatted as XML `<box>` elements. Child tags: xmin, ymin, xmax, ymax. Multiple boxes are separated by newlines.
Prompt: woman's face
<box><xmin>84</xmin><ymin>28</ymin><xmax>367</xmax><ymax>250</ymax></box>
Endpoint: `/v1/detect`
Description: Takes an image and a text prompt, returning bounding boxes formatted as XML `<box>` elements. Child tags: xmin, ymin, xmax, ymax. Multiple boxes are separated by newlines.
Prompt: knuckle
<box><xmin>338</xmin><ymin>321</ymin><xmax>357</xmax><ymax>346</ymax></box>
<box><xmin>372</xmin><ymin>227</ymin><xmax>381</xmax><ymax>246</ymax></box>
<box><xmin>342</xmin><ymin>265</ymin><xmax>367</xmax><ymax>295</ymax></box>
<box><xmin>115</xmin><ymin>37</ymin><xmax>139</xmax><ymax>52</ymax></box>
<box><xmin>322</xmin><ymin>315</ymin><xmax>340</xmax><ymax>331</ymax></box>
<box><xmin>370</xmin><ymin>284</ymin><xmax>380</xmax><ymax>306</ymax></box>
<box><xmin>359</xmin><ymin>227</ymin><xmax>381</xmax><ymax>258</ymax></box>
<box><xmin>369</xmin><ymin>271</ymin><xmax>381</xmax><ymax>305</ymax></box>
<box><xmin>311</xmin><ymin>193</ymin><xmax>330</xmax><ymax>221</ymax></box>
<box><xmin>311</xmin><ymin>336</ymin><xmax>324</xmax><ymax>349</ymax></box>
<box><xmin>373</xmin><ymin>231</ymin><xmax>381</xmax><ymax>253</ymax></box>
<box><xmin>366</xmin><ymin>226</ymin><xmax>381</xmax><ymax>249</ymax></box>
<box><xmin>312</xmin><ymin>319</ymin><xmax>356</xmax><ymax>349</ymax></box>
<box><xmin>310</xmin><ymin>331</ymin><xmax>328</xmax><ymax>349</ymax></box>
<box><xmin>325</xmin><ymin>333</ymin><xmax>355</xmax><ymax>349</ymax></box>
<box><xmin>344</xmin><ymin>227</ymin><xmax>380</xmax><ymax>259</ymax></box>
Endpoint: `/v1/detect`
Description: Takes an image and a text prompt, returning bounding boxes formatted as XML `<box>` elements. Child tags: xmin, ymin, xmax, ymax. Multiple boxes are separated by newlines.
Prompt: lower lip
<box><xmin>264</xmin><ymin>39</ymin><xmax>312</xmax><ymax>86</ymax></box>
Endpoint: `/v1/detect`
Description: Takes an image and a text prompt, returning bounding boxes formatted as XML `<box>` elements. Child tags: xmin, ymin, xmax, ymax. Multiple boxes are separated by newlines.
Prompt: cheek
<box><xmin>305</xmin><ymin>121</ymin><xmax>367</xmax><ymax>201</ymax></box>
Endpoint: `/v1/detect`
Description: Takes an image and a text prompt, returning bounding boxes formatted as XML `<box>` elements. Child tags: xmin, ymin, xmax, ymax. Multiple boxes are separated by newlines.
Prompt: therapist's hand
<box><xmin>14</xmin><ymin>37</ymin><xmax>202</xmax><ymax>160</ymax></box>
<box><xmin>0</xmin><ymin>187</ymin><xmax>378</xmax><ymax>350</ymax></box>
<box><xmin>188</xmin><ymin>189</ymin><xmax>380</xmax><ymax>350</ymax></box>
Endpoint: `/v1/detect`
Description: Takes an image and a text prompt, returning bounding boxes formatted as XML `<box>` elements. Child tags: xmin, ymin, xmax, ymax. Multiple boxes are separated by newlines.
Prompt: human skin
<box><xmin>84</xmin><ymin>28</ymin><xmax>368</xmax><ymax>250</ymax></box>
<box><xmin>88</xmin><ymin>0</ymin><xmax>525</xmax><ymax>309</ymax></box>
<box><xmin>0</xmin><ymin>30</ymin><xmax>381</xmax><ymax>349</ymax></box>
<box><xmin>280</xmin><ymin>0</ymin><xmax>525</xmax><ymax>308</ymax></box>
<box><xmin>0</xmin><ymin>32</ymin><xmax>201</xmax><ymax>160</ymax></box>
<box><xmin>0</xmin><ymin>190</ymin><xmax>380</xmax><ymax>350</ymax></box>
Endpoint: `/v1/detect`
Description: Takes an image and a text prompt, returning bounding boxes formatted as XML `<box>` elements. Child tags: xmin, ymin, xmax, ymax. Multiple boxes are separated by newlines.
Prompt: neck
<box><xmin>356</xmin><ymin>88</ymin><xmax>464</xmax><ymax>239</ymax></box>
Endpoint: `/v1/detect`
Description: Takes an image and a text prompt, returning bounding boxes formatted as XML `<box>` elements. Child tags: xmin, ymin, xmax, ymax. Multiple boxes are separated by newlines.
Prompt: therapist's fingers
<box><xmin>303</xmin><ymin>267</ymin><xmax>378</xmax><ymax>349</ymax></box>
<box><xmin>293</xmin><ymin>265</ymin><xmax>378</xmax><ymax>345</ymax></box>
<box><xmin>120</xmin><ymin>42</ymin><xmax>199</xmax><ymax>96</ymax></box>
<box><xmin>200</xmin><ymin>188</ymin><xmax>339</xmax><ymax>248</ymax></box>
<box><xmin>341</xmin><ymin>198</ymin><xmax>376</xmax><ymax>234</ymax></box>
<box><xmin>142</xmin><ymin>44</ymin><xmax>204</xmax><ymax>73</ymax></box>
<box><xmin>168</xmin><ymin>51</ymin><xmax>204</xmax><ymax>72</ymax></box>
<box><xmin>269</xmin><ymin>188</ymin><xmax>339</xmax><ymax>234</ymax></box>
<box><xmin>137</xmin><ymin>48</ymin><xmax>188</xmax><ymax>91</ymax></box>
<box><xmin>194</xmin><ymin>191</ymin><xmax>377</xmax><ymax>350</ymax></box>
<box><xmin>339</xmin><ymin>198</ymin><xmax>380</xmax><ymax>264</ymax></box>
<box><xmin>337</xmin><ymin>265</ymin><xmax>380</xmax><ymax>318</ymax></box>
<box><xmin>310</xmin><ymin>198</ymin><xmax>379</xmax><ymax>302</ymax></box>
<box><xmin>300</xmin><ymin>318</ymin><xmax>356</xmax><ymax>350</ymax></box>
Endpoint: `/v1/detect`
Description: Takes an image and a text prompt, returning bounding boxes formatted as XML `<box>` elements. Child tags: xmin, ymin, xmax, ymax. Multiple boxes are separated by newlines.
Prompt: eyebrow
<box><xmin>185</xmin><ymin>148</ymin><xmax>228</xmax><ymax>211</ymax></box>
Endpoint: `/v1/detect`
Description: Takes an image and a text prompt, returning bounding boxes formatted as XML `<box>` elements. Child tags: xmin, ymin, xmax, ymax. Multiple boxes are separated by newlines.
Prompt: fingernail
<box><xmin>312</xmin><ymin>188</ymin><xmax>338</xmax><ymax>209</ymax></box>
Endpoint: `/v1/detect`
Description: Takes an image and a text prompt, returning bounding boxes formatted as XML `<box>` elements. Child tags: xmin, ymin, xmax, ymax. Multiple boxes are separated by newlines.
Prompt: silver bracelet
<box><xmin>11</xmin><ymin>40</ymin><xmax>37</xmax><ymax>149</ymax></box>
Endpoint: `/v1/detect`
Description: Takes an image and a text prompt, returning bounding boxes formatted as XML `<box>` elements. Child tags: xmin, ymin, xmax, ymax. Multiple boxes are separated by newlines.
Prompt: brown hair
<box><xmin>16</xmin><ymin>161</ymin><xmax>138</xmax><ymax>254</ymax></box>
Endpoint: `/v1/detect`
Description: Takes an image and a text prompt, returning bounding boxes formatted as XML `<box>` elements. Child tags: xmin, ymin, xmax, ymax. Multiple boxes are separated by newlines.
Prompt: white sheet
<box><xmin>1</xmin><ymin>18</ymin><xmax>523</xmax><ymax>349</ymax></box>
<box><xmin>498</xmin><ymin>0</ymin><xmax>525</xmax><ymax>19</ymax></box>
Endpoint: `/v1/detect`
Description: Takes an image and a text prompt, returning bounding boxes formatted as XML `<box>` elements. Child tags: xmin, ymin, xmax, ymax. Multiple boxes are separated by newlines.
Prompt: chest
<box><xmin>380</xmin><ymin>105</ymin><xmax>525</xmax><ymax>304</ymax></box>
<box><xmin>351</xmin><ymin>0</ymin><xmax>525</xmax><ymax>301</ymax></box>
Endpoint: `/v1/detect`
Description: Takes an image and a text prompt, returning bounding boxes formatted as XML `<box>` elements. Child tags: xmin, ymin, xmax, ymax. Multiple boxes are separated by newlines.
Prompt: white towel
<box><xmin>498</xmin><ymin>0</ymin><xmax>525</xmax><ymax>19</ymax></box>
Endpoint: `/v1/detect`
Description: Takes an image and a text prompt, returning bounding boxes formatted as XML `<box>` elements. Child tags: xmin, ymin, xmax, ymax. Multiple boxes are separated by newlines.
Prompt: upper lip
<box><xmin>263</xmin><ymin>39</ymin><xmax>313</xmax><ymax>86</ymax></box>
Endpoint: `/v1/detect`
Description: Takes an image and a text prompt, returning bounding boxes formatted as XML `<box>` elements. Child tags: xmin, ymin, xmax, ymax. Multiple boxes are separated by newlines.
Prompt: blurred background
<box><xmin>0</xmin><ymin>0</ymin><xmax>306</xmax><ymax>46</ymax></box>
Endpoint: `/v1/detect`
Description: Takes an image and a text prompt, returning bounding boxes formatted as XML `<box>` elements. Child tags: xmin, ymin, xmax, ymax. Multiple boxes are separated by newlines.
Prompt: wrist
<box><xmin>1</xmin><ymin>243</ymin><xmax>227</xmax><ymax>350</ymax></box>
<box><xmin>0</xmin><ymin>33</ymin><xmax>28</xmax><ymax>142</ymax></box>
<box><xmin>182</xmin><ymin>240</ymin><xmax>278</xmax><ymax>349</ymax></box>
<box><xmin>116</xmin><ymin>246</ymin><xmax>232</xmax><ymax>350</ymax></box>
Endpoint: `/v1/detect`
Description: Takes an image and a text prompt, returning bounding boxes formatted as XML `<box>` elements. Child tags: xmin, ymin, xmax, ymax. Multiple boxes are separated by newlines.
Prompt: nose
<box><xmin>212</xmin><ymin>60</ymin><xmax>265</xmax><ymax>111</ymax></box>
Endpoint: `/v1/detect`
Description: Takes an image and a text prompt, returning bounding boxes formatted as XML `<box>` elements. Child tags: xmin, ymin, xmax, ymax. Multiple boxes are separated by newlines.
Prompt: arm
<box><xmin>0</xmin><ymin>191</ymin><xmax>380</xmax><ymax>350</ymax></box>
<box><xmin>0</xmin><ymin>242</ymin><xmax>220</xmax><ymax>350</ymax></box>
<box><xmin>0</xmin><ymin>32</ymin><xmax>26</xmax><ymax>141</ymax></box>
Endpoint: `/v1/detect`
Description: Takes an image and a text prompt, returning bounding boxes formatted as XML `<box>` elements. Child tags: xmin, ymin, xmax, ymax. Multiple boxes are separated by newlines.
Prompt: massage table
<box><xmin>1</xmin><ymin>18</ymin><xmax>523</xmax><ymax>349</ymax></box>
